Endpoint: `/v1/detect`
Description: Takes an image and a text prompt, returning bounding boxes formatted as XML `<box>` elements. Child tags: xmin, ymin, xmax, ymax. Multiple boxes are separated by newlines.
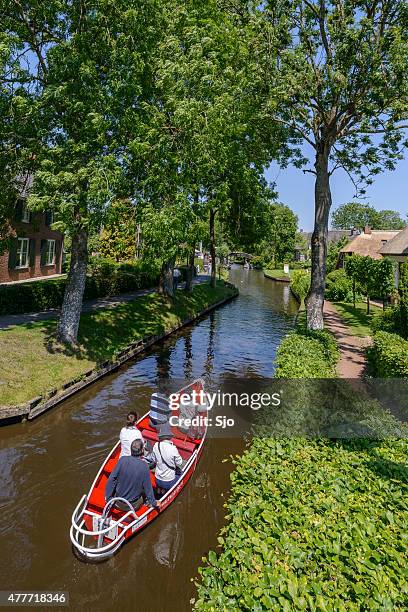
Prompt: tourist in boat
<box><xmin>149</xmin><ymin>392</ymin><xmax>171</xmax><ymax>429</ymax></box>
<box><xmin>119</xmin><ymin>411</ymin><xmax>143</xmax><ymax>458</ymax></box>
<box><xmin>105</xmin><ymin>439</ymin><xmax>160</xmax><ymax>511</ymax></box>
<box><xmin>153</xmin><ymin>423</ymin><xmax>184</xmax><ymax>492</ymax></box>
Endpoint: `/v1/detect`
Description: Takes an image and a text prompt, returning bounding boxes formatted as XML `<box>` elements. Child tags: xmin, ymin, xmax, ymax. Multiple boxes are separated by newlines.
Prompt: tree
<box><xmin>375</xmin><ymin>258</ymin><xmax>395</xmax><ymax>309</ymax></box>
<box><xmin>374</xmin><ymin>210</ymin><xmax>407</xmax><ymax>230</ymax></box>
<box><xmin>145</xmin><ymin>0</ymin><xmax>280</xmax><ymax>289</ymax></box>
<box><xmin>4</xmin><ymin>0</ymin><xmax>165</xmax><ymax>345</ymax></box>
<box><xmin>346</xmin><ymin>254</ymin><xmax>394</xmax><ymax>313</ymax></box>
<box><xmin>0</xmin><ymin>15</ymin><xmax>35</xmax><ymax>253</ymax></box>
<box><xmin>99</xmin><ymin>200</ymin><xmax>137</xmax><ymax>262</ymax></box>
<box><xmin>345</xmin><ymin>254</ymin><xmax>360</xmax><ymax>309</ymax></box>
<box><xmin>230</xmin><ymin>1</ymin><xmax>408</xmax><ymax>329</ymax></box>
<box><xmin>332</xmin><ymin>202</ymin><xmax>406</xmax><ymax>230</ymax></box>
<box><xmin>332</xmin><ymin>202</ymin><xmax>377</xmax><ymax>230</ymax></box>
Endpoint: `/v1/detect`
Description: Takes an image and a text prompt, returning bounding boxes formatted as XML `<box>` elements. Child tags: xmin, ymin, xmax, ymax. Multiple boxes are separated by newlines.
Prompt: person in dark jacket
<box><xmin>105</xmin><ymin>439</ymin><xmax>160</xmax><ymax>511</ymax></box>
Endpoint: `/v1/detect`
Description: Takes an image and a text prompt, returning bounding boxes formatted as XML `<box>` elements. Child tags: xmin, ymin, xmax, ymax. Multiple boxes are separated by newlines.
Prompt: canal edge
<box><xmin>0</xmin><ymin>284</ymin><xmax>239</xmax><ymax>425</ymax></box>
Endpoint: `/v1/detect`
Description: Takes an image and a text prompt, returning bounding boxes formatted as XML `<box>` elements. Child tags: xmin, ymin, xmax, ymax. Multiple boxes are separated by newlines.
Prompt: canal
<box><xmin>0</xmin><ymin>268</ymin><xmax>298</xmax><ymax>611</ymax></box>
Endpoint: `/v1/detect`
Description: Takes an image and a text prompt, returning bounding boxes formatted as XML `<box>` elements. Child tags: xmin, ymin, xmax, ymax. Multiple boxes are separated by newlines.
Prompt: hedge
<box><xmin>0</xmin><ymin>260</ymin><xmax>159</xmax><ymax>316</ymax></box>
<box><xmin>274</xmin><ymin>328</ymin><xmax>339</xmax><ymax>378</ymax></box>
<box><xmin>195</xmin><ymin>437</ymin><xmax>408</xmax><ymax>611</ymax></box>
<box><xmin>325</xmin><ymin>269</ymin><xmax>354</xmax><ymax>302</ymax></box>
<box><xmin>371</xmin><ymin>305</ymin><xmax>408</xmax><ymax>340</ymax></box>
<box><xmin>367</xmin><ymin>331</ymin><xmax>408</xmax><ymax>378</ymax></box>
<box><xmin>290</xmin><ymin>270</ymin><xmax>310</xmax><ymax>303</ymax></box>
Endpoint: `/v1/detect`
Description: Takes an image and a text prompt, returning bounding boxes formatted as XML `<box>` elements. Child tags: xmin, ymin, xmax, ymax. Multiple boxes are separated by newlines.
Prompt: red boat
<box><xmin>70</xmin><ymin>379</ymin><xmax>207</xmax><ymax>560</ymax></box>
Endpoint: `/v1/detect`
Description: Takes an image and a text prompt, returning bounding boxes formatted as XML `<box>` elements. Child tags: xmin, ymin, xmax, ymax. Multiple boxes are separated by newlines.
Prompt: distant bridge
<box><xmin>228</xmin><ymin>251</ymin><xmax>253</xmax><ymax>260</ymax></box>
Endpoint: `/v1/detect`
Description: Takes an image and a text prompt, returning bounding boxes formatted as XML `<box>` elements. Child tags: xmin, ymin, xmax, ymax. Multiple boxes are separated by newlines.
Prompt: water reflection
<box><xmin>0</xmin><ymin>268</ymin><xmax>297</xmax><ymax>612</ymax></box>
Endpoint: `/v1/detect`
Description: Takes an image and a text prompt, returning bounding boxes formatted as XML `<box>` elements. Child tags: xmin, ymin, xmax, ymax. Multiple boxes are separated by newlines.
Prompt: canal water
<box><xmin>0</xmin><ymin>268</ymin><xmax>298</xmax><ymax>611</ymax></box>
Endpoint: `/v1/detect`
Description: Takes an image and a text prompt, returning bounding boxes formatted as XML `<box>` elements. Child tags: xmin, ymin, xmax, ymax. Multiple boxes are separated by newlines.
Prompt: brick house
<box><xmin>0</xmin><ymin>197</ymin><xmax>64</xmax><ymax>284</ymax></box>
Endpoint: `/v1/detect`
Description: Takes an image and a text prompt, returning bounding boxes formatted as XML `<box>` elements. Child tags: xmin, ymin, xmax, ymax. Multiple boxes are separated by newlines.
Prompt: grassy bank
<box><xmin>0</xmin><ymin>281</ymin><xmax>235</xmax><ymax>406</ymax></box>
<box><xmin>264</xmin><ymin>269</ymin><xmax>291</xmax><ymax>281</ymax></box>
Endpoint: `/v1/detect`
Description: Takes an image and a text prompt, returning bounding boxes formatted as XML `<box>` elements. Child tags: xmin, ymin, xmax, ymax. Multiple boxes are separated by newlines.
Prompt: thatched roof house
<box><xmin>338</xmin><ymin>227</ymin><xmax>399</xmax><ymax>265</ymax></box>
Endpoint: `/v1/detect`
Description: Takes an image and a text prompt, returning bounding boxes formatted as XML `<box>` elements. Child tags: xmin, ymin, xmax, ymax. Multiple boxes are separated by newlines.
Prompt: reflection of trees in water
<box><xmin>204</xmin><ymin>313</ymin><xmax>216</xmax><ymax>380</ymax></box>
<box><xmin>183</xmin><ymin>334</ymin><xmax>193</xmax><ymax>381</ymax></box>
<box><xmin>156</xmin><ymin>344</ymin><xmax>173</xmax><ymax>394</ymax></box>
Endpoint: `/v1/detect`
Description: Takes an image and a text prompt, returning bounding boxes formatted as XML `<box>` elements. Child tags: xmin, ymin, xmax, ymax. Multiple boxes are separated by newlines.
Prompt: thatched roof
<box><xmin>379</xmin><ymin>226</ymin><xmax>408</xmax><ymax>256</ymax></box>
<box><xmin>340</xmin><ymin>230</ymin><xmax>399</xmax><ymax>260</ymax></box>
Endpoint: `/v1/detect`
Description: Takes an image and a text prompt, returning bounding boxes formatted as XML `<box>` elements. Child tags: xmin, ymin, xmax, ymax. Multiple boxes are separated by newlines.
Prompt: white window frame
<box><xmin>44</xmin><ymin>239</ymin><xmax>56</xmax><ymax>266</ymax></box>
<box><xmin>21</xmin><ymin>204</ymin><xmax>30</xmax><ymax>223</ymax></box>
<box><xmin>16</xmin><ymin>237</ymin><xmax>29</xmax><ymax>268</ymax></box>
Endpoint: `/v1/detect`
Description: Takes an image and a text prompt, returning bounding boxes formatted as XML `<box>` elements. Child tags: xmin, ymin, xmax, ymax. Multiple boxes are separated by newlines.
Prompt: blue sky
<box><xmin>265</xmin><ymin>147</ymin><xmax>408</xmax><ymax>231</ymax></box>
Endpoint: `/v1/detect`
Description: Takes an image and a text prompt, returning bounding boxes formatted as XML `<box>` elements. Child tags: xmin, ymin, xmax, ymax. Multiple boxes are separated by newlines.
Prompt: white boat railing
<box><xmin>70</xmin><ymin>378</ymin><xmax>207</xmax><ymax>560</ymax></box>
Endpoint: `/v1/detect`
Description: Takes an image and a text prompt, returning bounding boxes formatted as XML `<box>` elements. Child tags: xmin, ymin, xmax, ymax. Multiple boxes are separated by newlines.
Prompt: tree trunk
<box><xmin>353</xmin><ymin>278</ymin><xmax>356</xmax><ymax>309</ymax></box>
<box><xmin>306</xmin><ymin>145</ymin><xmax>332</xmax><ymax>330</ymax></box>
<box><xmin>367</xmin><ymin>294</ymin><xmax>370</xmax><ymax>314</ymax></box>
<box><xmin>158</xmin><ymin>259</ymin><xmax>174</xmax><ymax>298</ymax></box>
<box><xmin>185</xmin><ymin>247</ymin><xmax>195</xmax><ymax>293</ymax></box>
<box><xmin>58</xmin><ymin>228</ymin><xmax>88</xmax><ymax>346</ymax></box>
<box><xmin>209</xmin><ymin>207</ymin><xmax>217</xmax><ymax>288</ymax></box>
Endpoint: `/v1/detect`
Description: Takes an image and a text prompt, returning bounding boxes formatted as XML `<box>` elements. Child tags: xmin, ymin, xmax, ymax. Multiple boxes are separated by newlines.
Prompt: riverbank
<box><xmin>264</xmin><ymin>269</ymin><xmax>291</xmax><ymax>282</ymax></box>
<box><xmin>0</xmin><ymin>280</ymin><xmax>237</xmax><ymax>421</ymax></box>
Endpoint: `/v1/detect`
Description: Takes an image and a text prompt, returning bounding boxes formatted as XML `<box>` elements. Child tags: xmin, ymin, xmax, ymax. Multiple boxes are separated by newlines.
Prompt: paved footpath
<box><xmin>0</xmin><ymin>275</ymin><xmax>208</xmax><ymax>330</ymax></box>
<box><xmin>323</xmin><ymin>301</ymin><xmax>371</xmax><ymax>378</ymax></box>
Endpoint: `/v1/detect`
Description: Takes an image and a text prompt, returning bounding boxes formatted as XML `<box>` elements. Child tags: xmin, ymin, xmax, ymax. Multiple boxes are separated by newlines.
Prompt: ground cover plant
<box><xmin>195</xmin><ymin>434</ymin><xmax>408</xmax><ymax>611</ymax></box>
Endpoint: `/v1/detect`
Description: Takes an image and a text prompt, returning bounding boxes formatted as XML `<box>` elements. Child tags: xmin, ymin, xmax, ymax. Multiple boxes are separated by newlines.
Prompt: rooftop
<box><xmin>379</xmin><ymin>226</ymin><xmax>408</xmax><ymax>256</ymax></box>
<box><xmin>340</xmin><ymin>229</ymin><xmax>399</xmax><ymax>260</ymax></box>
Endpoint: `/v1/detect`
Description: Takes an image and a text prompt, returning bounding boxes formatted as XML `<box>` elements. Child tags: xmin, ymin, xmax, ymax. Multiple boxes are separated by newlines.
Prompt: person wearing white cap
<box><xmin>153</xmin><ymin>423</ymin><xmax>184</xmax><ymax>491</ymax></box>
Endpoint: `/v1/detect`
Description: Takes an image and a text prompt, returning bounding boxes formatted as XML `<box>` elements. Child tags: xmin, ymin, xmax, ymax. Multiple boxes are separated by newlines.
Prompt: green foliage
<box><xmin>290</xmin><ymin>270</ymin><xmax>310</xmax><ymax>303</ymax></box>
<box><xmin>274</xmin><ymin>328</ymin><xmax>339</xmax><ymax>378</ymax></box>
<box><xmin>345</xmin><ymin>255</ymin><xmax>395</xmax><ymax>307</ymax></box>
<box><xmin>367</xmin><ymin>331</ymin><xmax>408</xmax><ymax>378</ymax></box>
<box><xmin>325</xmin><ymin>269</ymin><xmax>353</xmax><ymax>301</ymax></box>
<box><xmin>332</xmin><ymin>202</ymin><xmax>407</xmax><ymax>231</ymax></box>
<box><xmin>99</xmin><ymin>200</ymin><xmax>138</xmax><ymax>261</ymax></box>
<box><xmin>0</xmin><ymin>259</ymin><xmax>159</xmax><ymax>316</ymax></box>
<box><xmin>252</xmin><ymin>203</ymin><xmax>298</xmax><ymax>267</ymax></box>
<box><xmin>371</xmin><ymin>306</ymin><xmax>408</xmax><ymax>339</ymax></box>
<box><xmin>195</xmin><ymin>435</ymin><xmax>408</xmax><ymax>610</ymax></box>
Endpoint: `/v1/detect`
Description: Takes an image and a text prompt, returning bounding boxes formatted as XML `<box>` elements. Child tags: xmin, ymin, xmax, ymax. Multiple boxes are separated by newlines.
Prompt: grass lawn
<box><xmin>264</xmin><ymin>268</ymin><xmax>291</xmax><ymax>281</ymax></box>
<box><xmin>331</xmin><ymin>301</ymin><xmax>379</xmax><ymax>337</ymax></box>
<box><xmin>0</xmin><ymin>281</ymin><xmax>235</xmax><ymax>406</ymax></box>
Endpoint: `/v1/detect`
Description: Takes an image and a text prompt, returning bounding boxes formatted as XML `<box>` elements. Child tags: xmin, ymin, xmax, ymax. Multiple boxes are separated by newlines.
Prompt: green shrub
<box><xmin>290</xmin><ymin>269</ymin><xmax>310</xmax><ymax>303</ymax></box>
<box><xmin>0</xmin><ymin>259</ymin><xmax>160</xmax><ymax>315</ymax></box>
<box><xmin>325</xmin><ymin>268</ymin><xmax>353</xmax><ymax>301</ymax></box>
<box><xmin>367</xmin><ymin>331</ymin><xmax>408</xmax><ymax>377</ymax></box>
<box><xmin>274</xmin><ymin>328</ymin><xmax>339</xmax><ymax>378</ymax></box>
<box><xmin>195</xmin><ymin>437</ymin><xmax>408</xmax><ymax>611</ymax></box>
<box><xmin>371</xmin><ymin>305</ymin><xmax>407</xmax><ymax>339</ymax></box>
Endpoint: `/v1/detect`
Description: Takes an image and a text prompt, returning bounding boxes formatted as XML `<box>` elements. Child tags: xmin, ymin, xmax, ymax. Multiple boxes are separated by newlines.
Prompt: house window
<box><xmin>44</xmin><ymin>240</ymin><xmax>56</xmax><ymax>266</ymax></box>
<box><xmin>21</xmin><ymin>204</ymin><xmax>31</xmax><ymax>223</ymax></box>
<box><xmin>45</xmin><ymin>211</ymin><xmax>54</xmax><ymax>226</ymax></box>
<box><xmin>16</xmin><ymin>238</ymin><xmax>29</xmax><ymax>268</ymax></box>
